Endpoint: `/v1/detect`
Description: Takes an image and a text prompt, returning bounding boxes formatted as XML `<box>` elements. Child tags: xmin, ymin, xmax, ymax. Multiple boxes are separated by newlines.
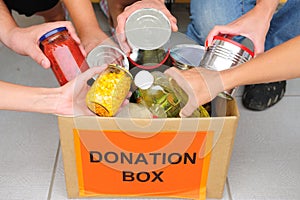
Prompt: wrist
<box><xmin>255</xmin><ymin>0</ymin><xmax>279</xmax><ymax>19</ymax></box>
<box><xmin>220</xmin><ymin>69</ymin><xmax>238</xmax><ymax>92</ymax></box>
<box><xmin>0</xmin><ymin>26</ymin><xmax>19</xmax><ymax>48</ymax></box>
<box><xmin>33</xmin><ymin>87</ymin><xmax>63</xmax><ymax>114</ymax></box>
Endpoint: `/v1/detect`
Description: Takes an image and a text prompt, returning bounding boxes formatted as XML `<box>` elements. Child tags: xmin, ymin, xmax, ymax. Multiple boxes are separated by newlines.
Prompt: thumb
<box><xmin>30</xmin><ymin>47</ymin><xmax>51</xmax><ymax>68</ymax></box>
<box><xmin>179</xmin><ymin>98</ymin><xmax>198</xmax><ymax>118</ymax></box>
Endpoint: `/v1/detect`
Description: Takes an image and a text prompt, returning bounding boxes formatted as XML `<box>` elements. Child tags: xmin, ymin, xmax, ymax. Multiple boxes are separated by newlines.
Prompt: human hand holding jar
<box><xmin>39</xmin><ymin>26</ymin><xmax>89</xmax><ymax>86</ymax></box>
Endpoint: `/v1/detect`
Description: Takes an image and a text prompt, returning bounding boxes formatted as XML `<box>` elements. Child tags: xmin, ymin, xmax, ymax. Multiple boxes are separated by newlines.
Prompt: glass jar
<box><xmin>134</xmin><ymin>70</ymin><xmax>210</xmax><ymax>118</ymax></box>
<box><xmin>39</xmin><ymin>27</ymin><xmax>89</xmax><ymax>86</ymax></box>
<box><xmin>86</xmin><ymin>64</ymin><xmax>133</xmax><ymax>117</ymax></box>
<box><xmin>134</xmin><ymin>70</ymin><xmax>181</xmax><ymax>118</ymax></box>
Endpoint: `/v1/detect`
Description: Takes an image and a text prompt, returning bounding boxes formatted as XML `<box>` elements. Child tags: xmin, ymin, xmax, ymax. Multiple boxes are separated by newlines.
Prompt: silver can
<box><xmin>125</xmin><ymin>8</ymin><xmax>171</xmax><ymax>50</ymax></box>
<box><xmin>200</xmin><ymin>35</ymin><xmax>254</xmax><ymax>99</ymax></box>
<box><xmin>200</xmin><ymin>35</ymin><xmax>254</xmax><ymax>71</ymax></box>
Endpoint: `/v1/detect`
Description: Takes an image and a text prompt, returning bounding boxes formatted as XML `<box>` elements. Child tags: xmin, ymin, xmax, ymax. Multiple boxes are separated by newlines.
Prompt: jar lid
<box><xmin>39</xmin><ymin>27</ymin><xmax>67</xmax><ymax>42</ymax></box>
<box><xmin>125</xmin><ymin>8</ymin><xmax>171</xmax><ymax>50</ymax></box>
<box><xmin>134</xmin><ymin>70</ymin><xmax>154</xmax><ymax>90</ymax></box>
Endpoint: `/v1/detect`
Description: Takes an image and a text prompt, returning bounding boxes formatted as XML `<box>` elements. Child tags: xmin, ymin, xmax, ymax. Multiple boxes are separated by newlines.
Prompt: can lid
<box><xmin>39</xmin><ymin>27</ymin><xmax>67</xmax><ymax>42</ymax></box>
<box><xmin>87</xmin><ymin>45</ymin><xmax>129</xmax><ymax>70</ymax></box>
<box><xmin>170</xmin><ymin>44</ymin><xmax>205</xmax><ymax>68</ymax></box>
<box><xmin>125</xmin><ymin>8</ymin><xmax>171</xmax><ymax>50</ymax></box>
<box><xmin>134</xmin><ymin>70</ymin><xmax>154</xmax><ymax>90</ymax></box>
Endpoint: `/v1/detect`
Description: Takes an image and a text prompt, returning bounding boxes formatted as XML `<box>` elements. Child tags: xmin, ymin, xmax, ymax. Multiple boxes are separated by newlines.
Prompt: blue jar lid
<box><xmin>39</xmin><ymin>27</ymin><xmax>67</xmax><ymax>42</ymax></box>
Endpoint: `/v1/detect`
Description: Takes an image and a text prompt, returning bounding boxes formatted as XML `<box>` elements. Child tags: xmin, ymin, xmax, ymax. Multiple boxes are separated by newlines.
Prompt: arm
<box><xmin>0</xmin><ymin>67</ymin><xmax>105</xmax><ymax>116</ymax></box>
<box><xmin>206</xmin><ymin>0</ymin><xmax>279</xmax><ymax>54</ymax></box>
<box><xmin>165</xmin><ymin>35</ymin><xmax>300</xmax><ymax>117</ymax></box>
<box><xmin>62</xmin><ymin>0</ymin><xmax>110</xmax><ymax>53</ymax></box>
<box><xmin>223</xmin><ymin>35</ymin><xmax>300</xmax><ymax>89</ymax></box>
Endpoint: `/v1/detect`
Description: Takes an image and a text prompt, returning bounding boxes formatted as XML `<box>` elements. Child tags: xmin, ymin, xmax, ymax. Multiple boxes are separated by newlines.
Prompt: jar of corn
<box><xmin>86</xmin><ymin>64</ymin><xmax>133</xmax><ymax>117</ymax></box>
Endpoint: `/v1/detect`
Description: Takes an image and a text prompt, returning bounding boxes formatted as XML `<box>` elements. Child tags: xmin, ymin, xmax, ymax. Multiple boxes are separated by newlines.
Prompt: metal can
<box><xmin>39</xmin><ymin>27</ymin><xmax>89</xmax><ymax>86</ymax></box>
<box><xmin>86</xmin><ymin>64</ymin><xmax>133</xmax><ymax>117</ymax></box>
<box><xmin>200</xmin><ymin>35</ymin><xmax>254</xmax><ymax>71</ymax></box>
<box><xmin>87</xmin><ymin>44</ymin><xmax>129</xmax><ymax>70</ymax></box>
<box><xmin>125</xmin><ymin>8</ymin><xmax>171</xmax><ymax>50</ymax></box>
<box><xmin>128</xmin><ymin>48</ymin><xmax>171</xmax><ymax>71</ymax></box>
<box><xmin>200</xmin><ymin>35</ymin><xmax>254</xmax><ymax>99</ymax></box>
<box><xmin>170</xmin><ymin>44</ymin><xmax>205</xmax><ymax>70</ymax></box>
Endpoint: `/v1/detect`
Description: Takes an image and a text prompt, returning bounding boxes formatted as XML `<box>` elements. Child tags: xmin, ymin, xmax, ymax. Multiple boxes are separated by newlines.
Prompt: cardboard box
<box><xmin>58</xmin><ymin>98</ymin><xmax>239</xmax><ymax>199</ymax></box>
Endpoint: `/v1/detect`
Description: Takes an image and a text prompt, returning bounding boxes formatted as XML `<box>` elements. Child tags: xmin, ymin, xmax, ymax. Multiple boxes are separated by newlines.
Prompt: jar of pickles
<box><xmin>39</xmin><ymin>27</ymin><xmax>89</xmax><ymax>86</ymax></box>
<box><xmin>86</xmin><ymin>64</ymin><xmax>133</xmax><ymax>117</ymax></box>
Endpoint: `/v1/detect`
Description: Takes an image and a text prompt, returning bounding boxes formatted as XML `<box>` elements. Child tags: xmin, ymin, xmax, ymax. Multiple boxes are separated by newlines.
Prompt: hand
<box><xmin>54</xmin><ymin>66</ymin><xmax>106</xmax><ymax>116</ymax></box>
<box><xmin>115</xmin><ymin>0</ymin><xmax>178</xmax><ymax>54</ymax></box>
<box><xmin>164</xmin><ymin>67</ymin><xmax>224</xmax><ymax>117</ymax></box>
<box><xmin>80</xmin><ymin>29</ymin><xmax>113</xmax><ymax>54</ymax></box>
<box><xmin>55</xmin><ymin>66</ymin><xmax>131</xmax><ymax>116</ymax></box>
<box><xmin>205</xmin><ymin>5</ymin><xmax>274</xmax><ymax>55</ymax></box>
<box><xmin>4</xmin><ymin>21</ymin><xmax>84</xmax><ymax>69</ymax></box>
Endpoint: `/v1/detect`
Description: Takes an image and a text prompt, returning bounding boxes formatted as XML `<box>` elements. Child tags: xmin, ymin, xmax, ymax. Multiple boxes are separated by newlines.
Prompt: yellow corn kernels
<box><xmin>86</xmin><ymin>64</ymin><xmax>132</xmax><ymax>116</ymax></box>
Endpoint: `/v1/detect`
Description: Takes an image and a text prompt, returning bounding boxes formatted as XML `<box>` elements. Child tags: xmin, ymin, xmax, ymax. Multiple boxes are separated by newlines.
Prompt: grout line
<box><xmin>226</xmin><ymin>177</ymin><xmax>234</xmax><ymax>200</ymax></box>
<box><xmin>47</xmin><ymin>140</ymin><xmax>61</xmax><ymax>200</ymax></box>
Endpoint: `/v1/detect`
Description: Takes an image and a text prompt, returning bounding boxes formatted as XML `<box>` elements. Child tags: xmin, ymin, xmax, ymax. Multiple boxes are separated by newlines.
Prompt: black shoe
<box><xmin>242</xmin><ymin>81</ymin><xmax>286</xmax><ymax>111</ymax></box>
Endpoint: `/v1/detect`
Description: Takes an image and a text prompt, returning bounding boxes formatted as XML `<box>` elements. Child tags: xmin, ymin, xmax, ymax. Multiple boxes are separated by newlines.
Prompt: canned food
<box><xmin>39</xmin><ymin>27</ymin><xmax>89</xmax><ymax>86</ymax></box>
<box><xmin>128</xmin><ymin>48</ymin><xmax>171</xmax><ymax>70</ymax></box>
<box><xmin>170</xmin><ymin>44</ymin><xmax>205</xmax><ymax>70</ymax></box>
<box><xmin>86</xmin><ymin>64</ymin><xmax>133</xmax><ymax>117</ymax></box>
<box><xmin>200</xmin><ymin>35</ymin><xmax>254</xmax><ymax>71</ymax></box>
<box><xmin>87</xmin><ymin>45</ymin><xmax>129</xmax><ymax>70</ymax></box>
<box><xmin>125</xmin><ymin>8</ymin><xmax>171</xmax><ymax>50</ymax></box>
<box><xmin>200</xmin><ymin>35</ymin><xmax>254</xmax><ymax>99</ymax></box>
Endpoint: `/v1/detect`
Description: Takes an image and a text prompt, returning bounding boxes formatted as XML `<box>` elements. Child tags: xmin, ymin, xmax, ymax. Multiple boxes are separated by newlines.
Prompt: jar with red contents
<box><xmin>39</xmin><ymin>27</ymin><xmax>89</xmax><ymax>86</ymax></box>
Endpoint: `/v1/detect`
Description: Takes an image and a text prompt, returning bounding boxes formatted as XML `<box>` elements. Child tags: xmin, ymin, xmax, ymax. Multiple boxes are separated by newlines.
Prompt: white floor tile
<box><xmin>0</xmin><ymin>111</ymin><xmax>60</xmax><ymax>200</ymax></box>
<box><xmin>228</xmin><ymin>97</ymin><xmax>300</xmax><ymax>200</ymax></box>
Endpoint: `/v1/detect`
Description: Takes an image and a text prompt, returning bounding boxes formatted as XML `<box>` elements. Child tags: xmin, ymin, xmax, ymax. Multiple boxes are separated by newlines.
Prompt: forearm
<box><xmin>0</xmin><ymin>0</ymin><xmax>18</xmax><ymax>44</ymax></box>
<box><xmin>0</xmin><ymin>81</ymin><xmax>62</xmax><ymax>114</ymax></box>
<box><xmin>255</xmin><ymin>0</ymin><xmax>279</xmax><ymax>19</ymax></box>
<box><xmin>62</xmin><ymin>0</ymin><xmax>105</xmax><ymax>39</ymax></box>
<box><xmin>222</xmin><ymin>36</ymin><xmax>300</xmax><ymax>90</ymax></box>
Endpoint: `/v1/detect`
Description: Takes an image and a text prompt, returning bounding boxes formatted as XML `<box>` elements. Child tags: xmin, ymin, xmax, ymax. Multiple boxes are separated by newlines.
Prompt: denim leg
<box><xmin>186</xmin><ymin>0</ymin><xmax>256</xmax><ymax>45</ymax></box>
<box><xmin>265</xmin><ymin>0</ymin><xmax>300</xmax><ymax>50</ymax></box>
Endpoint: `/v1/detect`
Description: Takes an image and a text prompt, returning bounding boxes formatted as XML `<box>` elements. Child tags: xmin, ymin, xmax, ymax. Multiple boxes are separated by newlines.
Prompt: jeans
<box><xmin>186</xmin><ymin>0</ymin><xmax>300</xmax><ymax>51</ymax></box>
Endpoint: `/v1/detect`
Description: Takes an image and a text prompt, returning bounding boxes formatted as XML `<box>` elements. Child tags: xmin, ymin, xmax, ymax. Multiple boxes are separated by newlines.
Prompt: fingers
<box><xmin>252</xmin><ymin>40</ymin><xmax>264</xmax><ymax>55</ymax></box>
<box><xmin>205</xmin><ymin>25</ymin><xmax>238</xmax><ymax>47</ymax></box>
<box><xmin>115</xmin><ymin>0</ymin><xmax>178</xmax><ymax>54</ymax></box>
<box><xmin>165</xmin><ymin>67</ymin><xmax>198</xmax><ymax>117</ymax></box>
<box><xmin>61</xmin><ymin>21</ymin><xmax>81</xmax><ymax>44</ymax></box>
<box><xmin>179</xmin><ymin>99</ymin><xmax>198</xmax><ymax>118</ymax></box>
<box><xmin>161</xmin><ymin>9</ymin><xmax>178</xmax><ymax>32</ymax></box>
<box><xmin>115</xmin><ymin>31</ymin><xmax>131</xmax><ymax>55</ymax></box>
<box><xmin>29</xmin><ymin>46</ymin><xmax>51</xmax><ymax>69</ymax></box>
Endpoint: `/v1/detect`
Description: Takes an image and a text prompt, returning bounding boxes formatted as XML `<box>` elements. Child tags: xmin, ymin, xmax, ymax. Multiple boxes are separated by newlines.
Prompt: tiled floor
<box><xmin>0</xmin><ymin>3</ymin><xmax>300</xmax><ymax>200</ymax></box>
